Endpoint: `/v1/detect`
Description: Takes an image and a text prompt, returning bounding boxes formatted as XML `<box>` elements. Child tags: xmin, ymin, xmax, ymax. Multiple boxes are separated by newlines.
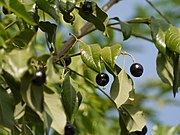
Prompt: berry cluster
<box><xmin>32</xmin><ymin>69</ymin><xmax>46</xmax><ymax>86</ymax></box>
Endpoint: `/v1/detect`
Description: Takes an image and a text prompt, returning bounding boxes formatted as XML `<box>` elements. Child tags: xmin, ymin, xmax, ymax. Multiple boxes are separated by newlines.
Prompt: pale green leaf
<box><xmin>165</xmin><ymin>25</ymin><xmax>180</xmax><ymax>54</ymax></box>
<box><xmin>156</xmin><ymin>52</ymin><xmax>174</xmax><ymax>86</ymax></box>
<box><xmin>44</xmin><ymin>87</ymin><xmax>66</xmax><ymax>135</ymax></box>
<box><xmin>80</xmin><ymin>43</ymin><xmax>102</xmax><ymax>73</ymax></box>
<box><xmin>101</xmin><ymin>44</ymin><xmax>121</xmax><ymax>74</ymax></box>
<box><xmin>152</xmin><ymin>125</ymin><xmax>180</xmax><ymax>135</ymax></box>
<box><xmin>120</xmin><ymin>104</ymin><xmax>146</xmax><ymax>132</ymax></box>
<box><xmin>110</xmin><ymin>69</ymin><xmax>134</xmax><ymax>108</ymax></box>
<box><xmin>3</xmin><ymin>47</ymin><xmax>34</xmax><ymax>80</ymax></box>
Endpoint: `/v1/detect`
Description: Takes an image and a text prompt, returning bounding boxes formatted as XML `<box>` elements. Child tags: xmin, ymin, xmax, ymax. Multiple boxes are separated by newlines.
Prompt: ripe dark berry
<box><xmin>134</xmin><ymin>126</ymin><xmax>147</xmax><ymax>135</ymax></box>
<box><xmin>32</xmin><ymin>70</ymin><xmax>46</xmax><ymax>86</ymax></box>
<box><xmin>96</xmin><ymin>73</ymin><xmax>109</xmax><ymax>86</ymax></box>
<box><xmin>63</xmin><ymin>13</ymin><xmax>75</xmax><ymax>24</ymax></box>
<box><xmin>65</xmin><ymin>123</ymin><xmax>76</xmax><ymax>135</ymax></box>
<box><xmin>82</xmin><ymin>1</ymin><xmax>93</xmax><ymax>14</ymax></box>
<box><xmin>2</xmin><ymin>6</ymin><xmax>12</xmax><ymax>15</ymax></box>
<box><xmin>130</xmin><ymin>63</ymin><xmax>143</xmax><ymax>77</ymax></box>
<box><xmin>60</xmin><ymin>57</ymin><xmax>72</xmax><ymax>66</ymax></box>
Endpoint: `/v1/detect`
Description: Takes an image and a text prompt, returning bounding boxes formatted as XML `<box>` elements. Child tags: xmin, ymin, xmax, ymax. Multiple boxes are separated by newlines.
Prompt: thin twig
<box><xmin>146</xmin><ymin>0</ymin><xmax>171</xmax><ymax>24</ymax></box>
<box><xmin>4</xmin><ymin>20</ymin><xmax>17</xmax><ymax>30</ymax></box>
<box><xmin>108</xmin><ymin>26</ymin><xmax>153</xmax><ymax>42</ymax></box>
<box><xmin>68</xmin><ymin>67</ymin><xmax>117</xmax><ymax>108</ymax></box>
<box><xmin>54</xmin><ymin>0</ymin><xmax>122</xmax><ymax>61</ymax></box>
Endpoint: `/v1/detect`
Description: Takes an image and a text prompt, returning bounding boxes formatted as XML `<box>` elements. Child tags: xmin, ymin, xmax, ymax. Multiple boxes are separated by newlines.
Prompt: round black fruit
<box><xmin>65</xmin><ymin>124</ymin><xmax>76</xmax><ymax>135</ymax></box>
<box><xmin>63</xmin><ymin>13</ymin><xmax>75</xmax><ymax>24</ymax></box>
<box><xmin>60</xmin><ymin>57</ymin><xmax>72</xmax><ymax>66</ymax></box>
<box><xmin>134</xmin><ymin>126</ymin><xmax>147</xmax><ymax>135</ymax></box>
<box><xmin>130</xmin><ymin>63</ymin><xmax>143</xmax><ymax>77</ymax></box>
<box><xmin>96</xmin><ymin>73</ymin><xmax>109</xmax><ymax>86</ymax></box>
<box><xmin>2</xmin><ymin>6</ymin><xmax>12</xmax><ymax>15</ymax></box>
<box><xmin>32</xmin><ymin>70</ymin><xmax>46</xmax><ymax>86</ymax></box>
<box><xmin>82</xmin><ymin>1</ymin><xmax>93</xmax><ymax>14</ymax></box>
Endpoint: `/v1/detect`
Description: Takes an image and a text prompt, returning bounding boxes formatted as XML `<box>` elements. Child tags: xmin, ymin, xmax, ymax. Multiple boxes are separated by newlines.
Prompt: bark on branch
<box><xmin>54</xmin><ymin>0</ymin><xmax>121</xmax><ymax>60</ymax></box>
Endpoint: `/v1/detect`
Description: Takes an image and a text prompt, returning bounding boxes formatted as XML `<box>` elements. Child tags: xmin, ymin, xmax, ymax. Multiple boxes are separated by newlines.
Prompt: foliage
<box><xmin>0</xmin><ymin>0</ymin><xmax>179</xmax><ymax>134</ymax></box>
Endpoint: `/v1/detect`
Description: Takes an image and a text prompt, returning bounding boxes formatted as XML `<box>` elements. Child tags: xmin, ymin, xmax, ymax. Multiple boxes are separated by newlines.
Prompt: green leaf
<box><xmin>46</xmin><ymin>57</ymin><xmax>63</xmax><ymax>84</ymax></box>
<box><xmin>39</xmin><ymin>21</ymin><xmax>57</xmax><ymax>44</ymax></box>
<box><xmin>150</xmin><ymin>17</ymin><xmax>170</xmax><ymax>55</ymax></box>
<box><xmin>62</xmin><ymin>74</ymin><xmax>77</xmax><ymax>122</ymax></box>
<box><xmin>20</xmin><ymin>71</ymin><xmax>43</xmax><ymax>118</ymax></box>
<box><xmin>78</xmin><ymin>2</ymin><xmax>108</xmax><ymax>32</ymax></box>
<box><xmin>3</xmin><ymin>47</ymin><xmax>34</xmax><ymax>80</ymax></box>
<box><xmin>165</xmin><ymin>25</ymin><xmax>180</xmax><ymax>54</ymax></box>
<box><xmin>119</xmin><ymin>104</ymin><xmax>146</xmax><ymax>132</ymax></box>
<box><xmin>2</xmin><ymin>70</ymin><xmax>21</xmax><ymax>104</ymax></box>
<box><xmin>0</xmin><ymin>127</ymin><xmax>9</xmax><ymax>135</ymax></box>
<box><xmin>156</xmin><ymin>52</ymin><xmax>174</xmax><ymax>86</ymax></box>
<box><xmin>110</xmin><ymin>69</ymin><xmax>134</xmax><ymax>108</ymax></box>
<box><xmin>14</xmin><ymin>102</ymin><xmax>26</xmax><ymax>120</ymax></box>
<box><xmin>101</xmin><ymin>44</ymin><xmax>122</xmax><ymax>74</ymax></box>
<box><xmin>112</xmin><ymin>17</ymin><xmax>132</xmax><ymax>40</ymax></box>
<box><xmin>80</xmin><ymin>43</ymin><xmax>102</xmax><ymax>73</ymax></box>
<box><xmin>44</xmin><ymin>86</ymin><xmax>66</xmax><ymax>135</ymax></box>
<box><xmin>0</xmin><ymin>0</ymin><xmax>36</xmax><ymax>25</ymax></box>
<box><xmin>36</xmin><ymin>0</ymin><xmax>59</xmax><ymax>22</ymax></box>
<box><xmin>6</xmin><ymin>29</ymin><xmax>36</xmax><ymax>49</ymax></box>
<box><xmin>22</xmin><ymin>124</ymin><xmax>33</xmax><ymax>135</ymax></box>
<box><xmin>173</xmin><ymin>54</ymin><xmax>180</xmax><ymax>97</ymax></box>
<box><xmin>0</xmin><ymin>86</ymin><xmax>14</xmax><ymax>129</ymax></box>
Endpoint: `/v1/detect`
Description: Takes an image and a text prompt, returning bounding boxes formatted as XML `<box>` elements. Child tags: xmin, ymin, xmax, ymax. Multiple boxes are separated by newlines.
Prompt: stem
<box><xmin>68</xmin><ymin>67</ymin><xmax>117</xmax><ymax>108</ymax></box>
<box><xmin>4</xmin><ymin>20</ymin><xmax>17</xmax><ymax>30</ymax></box>
<box><xmin>146</xmin><ymin>0</ymin><xmax>171</xmax><ymax>24</ymax></box>
<box><xmin>108</xmin><ymin>26</ymin><xmax>153</xmax><ymax>42</ymax></box>
<box><xmin>121</xmin><ymin>51</ymin><xmax>135</xmax><ymax>63</ymax></box>
<box><xmin>54</xmin><ymin>0</ymin><xmax>122</xmax><ymax>61</ymax></box>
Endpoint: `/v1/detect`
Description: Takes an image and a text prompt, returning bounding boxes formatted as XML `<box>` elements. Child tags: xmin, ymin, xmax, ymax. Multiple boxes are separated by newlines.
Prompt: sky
<box><xmin>100</xmin><ymin>0</ymin><xmax>180</xmax><ymax>134</ymax></box>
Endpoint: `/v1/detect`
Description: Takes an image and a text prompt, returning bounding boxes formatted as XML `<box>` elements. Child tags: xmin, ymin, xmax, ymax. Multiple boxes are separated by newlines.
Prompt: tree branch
<box><xmin>54</xmin><ymin>0</ymin><xmax>122</xmax><ymax>61</ymax></box>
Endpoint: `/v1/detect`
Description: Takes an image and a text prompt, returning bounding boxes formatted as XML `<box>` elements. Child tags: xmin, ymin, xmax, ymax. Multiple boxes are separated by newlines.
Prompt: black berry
<box><xmin>32</xmin><ymin>70</ymin><xmax>46</xmax><ymax>86</ymax></box>
<box><xmin>96</xmin><ymin>73</ymin><xmax>109</xmax><ymax>86</ymax></box>
<box><xmin>2</xmin><ymin>6</ymin><xmax>12</xmax><ymax>15</ymax></box>
<box><xmin>82</xmin><ymin>1</ymin><xmax>93</xmax><ymax>14</ymax></box>
<box><xmin>63</xmin><ymin>13</ymin><xmax>75</xmax><ymax>24</ymax></box>
<box><xmin>60</xmin><ymin>57</ymin><xmax>72</xmax><ymax>66</ymax></box>
<box><xmin>134</xmin><ymin>126</ymin><xmax>147</xmax><ymax>135</ymax></box>
<box><xmin>65</xmin><ymin>123</ymin><xmax>76</xmax><ymax>135</ymax></box>
<box><xmin>130</xmin><ymin>63</ymin><xmax>143</xmax><ymax>77</ymax></box>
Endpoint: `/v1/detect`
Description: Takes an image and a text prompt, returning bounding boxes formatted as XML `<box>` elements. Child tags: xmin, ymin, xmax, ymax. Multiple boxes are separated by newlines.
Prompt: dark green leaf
<box><xmin>110</xmin><ymin>69</ymin><xmax>134</xmax><ymax>108</ymax></box>
<box><xmin>6</xmin><ymin>29</ymin><xmax>36</xmax><ymax>48</ymax></box>
<box><xmin>165</xmin><ymin>25</ymin><xmax>180</xmax><ymax>54</ymax></box>
<box><xmin>78</xmin><ymin>2</ymin><xmax>108</xmax><ymax>32</ymax></box>
<box><xmin>112</xmin><ymin>17</ymin><xmax>132</xmax><ymax>40</ymax></box>
<box><xmin>20</xmin><ymin>71</ymin><xmax>43</xmax><ymax>118</ymax></box>
<box><xmin>2</xmin><ymin>70</ymin><xmax>21</xmax><ymax>104</ymax></box>
<box><xmin>119</xmin><ymin>104</ymin><xmax>146</xmax><ymax>132</ymax></box>
<box><xmin>0</xmin><ymin>86</ymin><xmax>14</xmax><ymax>128</ymax></box>
<box><xmin>150</xmin><ymin>17</ymin><xmax>170</xmax><ymax>55</ymax></box>
<box><xmin>39</xmin><ymin>21</ymin><xmax>57</xmax><ymax>44</ymax></box>
<box><xmin>80</xmin><ymin>43</ymin><xmax>102</xmax><ymax>73</ymax></box>
<box><xmin>173</xmin><ymin>54</ymin><xmax>180</xmax><ymax>97</ymax></box>
<box><xmin>43</xmin><ymin>86</ymin><xmax>66</xmax><ymax>135</ymax></box>
<box><xmin>36</xmin><ymin>0</ymin><xmax>59</xmax><ymax>22</ymax></box>
<box><xmin>0</xmin><ymin>0</ymin><xmax>36</xmax><ymax>25</ymax></box>
<box><xmin>22</xmin><ymin>124</ymin><xmax>33</xmax><ymax>135</ymax></box>
<box><xmin>62</xmin><ymin>74</ymin><xmax>77</xmax><ymax>122</ymax></box>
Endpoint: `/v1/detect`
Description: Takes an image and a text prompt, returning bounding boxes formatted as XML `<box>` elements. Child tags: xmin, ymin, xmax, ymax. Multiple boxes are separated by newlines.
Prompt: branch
<box><xmin>108</xmin><ymin>26</ymin><xmax>153</xmax><ymax>42</ymax></box>
<box><xmin>54</xmin><ymin>0</ymin><xmax>122</xmax><ymax>61</ymax></box>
